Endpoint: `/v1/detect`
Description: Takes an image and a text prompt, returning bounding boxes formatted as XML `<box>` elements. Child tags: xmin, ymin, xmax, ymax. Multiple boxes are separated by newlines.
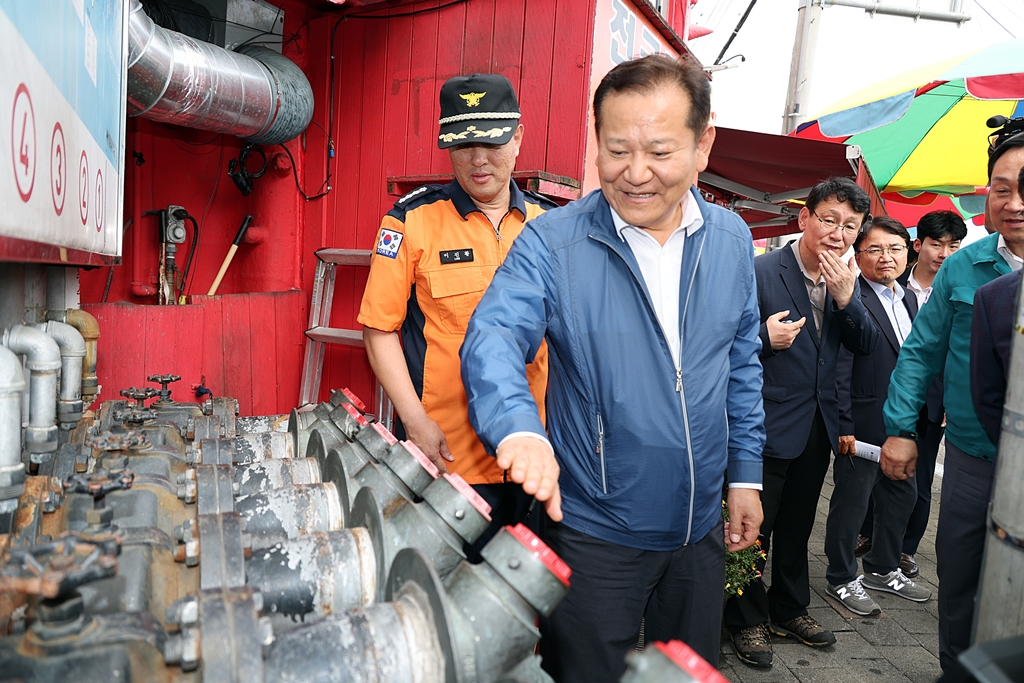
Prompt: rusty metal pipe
<box><xmin>58</xmin><ymin>308</ymin><xmax>100</xmax><ymax>406</ymax></box>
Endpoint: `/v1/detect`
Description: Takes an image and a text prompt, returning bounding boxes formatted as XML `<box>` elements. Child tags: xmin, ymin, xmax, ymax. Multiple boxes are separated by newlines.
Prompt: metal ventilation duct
<box><xmin>126</xmin><ymin>0</ymin><xmax>313</xmax><ymax>145</ymax></box>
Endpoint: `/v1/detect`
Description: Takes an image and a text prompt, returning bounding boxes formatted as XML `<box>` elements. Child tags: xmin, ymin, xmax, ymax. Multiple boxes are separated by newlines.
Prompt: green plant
<box><xmin>723</xmin><ymin>500</ymin><xmax>767</xmax><ymax>598</ymax></box>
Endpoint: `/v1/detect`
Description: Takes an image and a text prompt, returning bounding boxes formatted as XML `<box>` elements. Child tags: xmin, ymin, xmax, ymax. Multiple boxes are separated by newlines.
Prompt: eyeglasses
<box><xmin>858</xmin><ymin>245</ymin><xmax>908</xmax><ymax>257</ymax></box>
<box><xmin>811</xmin><ymin>210</ymin><xmax>860</xmax><ymax>236</ymax></box>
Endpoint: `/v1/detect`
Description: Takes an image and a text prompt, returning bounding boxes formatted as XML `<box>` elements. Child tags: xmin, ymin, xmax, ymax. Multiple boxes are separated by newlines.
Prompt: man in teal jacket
<box><xmin>881</xmin><ymin>125</ymin><xmax>1024</xmax><ymax>670</ymax></box>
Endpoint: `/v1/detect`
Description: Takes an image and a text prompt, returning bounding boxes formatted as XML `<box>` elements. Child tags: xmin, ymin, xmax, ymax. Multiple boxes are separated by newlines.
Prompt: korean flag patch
<box><xmin>376</xmin><ymin>228</ymin><xmax>404</xmax><ymax>259</ymax></box>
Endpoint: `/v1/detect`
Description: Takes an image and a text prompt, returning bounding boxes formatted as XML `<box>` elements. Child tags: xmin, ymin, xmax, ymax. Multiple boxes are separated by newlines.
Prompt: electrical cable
<box><xmin>279</xmin><ymin>142</ymin><xmax>331</xmax><ymax>201</ymax></box>
<box><xmin>179</xmin><ymin>214</ymin><xmax>200</xmax><ymax>293</ymax></box>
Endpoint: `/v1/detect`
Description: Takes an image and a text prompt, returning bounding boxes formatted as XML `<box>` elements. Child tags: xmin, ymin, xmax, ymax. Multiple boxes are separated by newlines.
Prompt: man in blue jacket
<box><xmin>460</xmin><ymin>54</ymin><xmax>765</xmax><ymax>682</ymax></box>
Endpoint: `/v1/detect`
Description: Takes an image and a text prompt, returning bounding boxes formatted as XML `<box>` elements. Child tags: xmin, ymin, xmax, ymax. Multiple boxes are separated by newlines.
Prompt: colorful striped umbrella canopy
<box><xmin>794</xmin><ymin>39</ymin><xmax>1024</xmax><ymax>204</ymax></box>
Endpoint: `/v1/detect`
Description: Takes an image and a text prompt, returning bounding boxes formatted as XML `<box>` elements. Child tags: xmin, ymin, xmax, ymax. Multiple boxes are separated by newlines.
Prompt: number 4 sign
<box><xmin>11</xmin><ymin>83</ymin><xmax>36</xmax><ymax>203</ymax></box>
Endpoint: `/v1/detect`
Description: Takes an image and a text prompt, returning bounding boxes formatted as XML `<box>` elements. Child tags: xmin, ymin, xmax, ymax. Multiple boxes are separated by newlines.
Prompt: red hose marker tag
<box><xmin>372</xmin><ymin>421</ymin><xmax>397</xmax><ymax>445</ymax></box>
<box><xmin>507</xmin><ymin>523</ymin><xmax>572</xmax><ymax>586</ymax></box>
<box><xmin>654</xmin><ymin>641</ymin><xmax>727</xmax><ymax>683</ymax></box>
<box><xmin>400</xmin><ymin>440</ymin><xmax>438</xmax><ymax>478</ymax></box>
<box><xmin>341</xmin><ymin>388</ymin><xmax>366</xmax><ymax>412</ymax></box>
<box><xmin>443</xmin><ymin>473</ymin><xmax>492</xmax><ymax>520</ymax></box>
<box><xmin>343</xmin><ymin>402</ymin><xmax>369</xmax><ymax>426</ymax></box>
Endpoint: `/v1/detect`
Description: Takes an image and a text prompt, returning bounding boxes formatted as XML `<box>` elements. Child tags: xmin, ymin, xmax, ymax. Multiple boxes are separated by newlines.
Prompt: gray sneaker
<box><xmin>826</xmin><ymin>575</ymin><xmax>881</xmax><ymax>616</ymax></box>
<box><xmin>863</xmin><ymin>568</ymin><xmax>932</xmax><ymax>602</ymax></box>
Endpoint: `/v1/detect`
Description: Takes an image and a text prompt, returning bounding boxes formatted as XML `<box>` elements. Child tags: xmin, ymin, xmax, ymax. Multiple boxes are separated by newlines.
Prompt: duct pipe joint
<box><xmin>4</xmin><ymin>325</ymin><xmax>60</xmax><ymax>454</ymax></box>
<box><xmin>37</xmin><ymin>321</ymin><xmax>86</xmax><ymax>424</ymax></box>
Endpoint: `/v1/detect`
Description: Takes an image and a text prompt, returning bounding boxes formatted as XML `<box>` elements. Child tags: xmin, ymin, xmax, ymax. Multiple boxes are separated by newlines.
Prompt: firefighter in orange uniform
<box><xmin>358</xmin><ymin>74</ymin><xmax>552</xmax><ymax>559</ymax></box>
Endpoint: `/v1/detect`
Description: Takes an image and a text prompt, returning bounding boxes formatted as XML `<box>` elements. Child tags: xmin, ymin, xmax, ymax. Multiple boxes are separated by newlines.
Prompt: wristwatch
<box><xmin>898</xmin><ymin>429</ymin><xmax>918</xmax><ymax>441</ymax></box>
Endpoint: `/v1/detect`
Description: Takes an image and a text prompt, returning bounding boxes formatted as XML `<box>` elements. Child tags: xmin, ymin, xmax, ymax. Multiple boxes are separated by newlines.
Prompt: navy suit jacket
<box><xmin>970</xmin><ymin>269</ymin><xmax>1020</xmax><ymax>447</ymax></box>
<box><xmin>837</xmin><ymin>275</ymin><xmax>918</xmax><ymax>447</ymax></box>
<box><xmin>756</xmin><ymin>245</ymin><xmax>880</xmax><ymax>459</ymax></box>
<box><xmin>897</xmin><ymin>268</ymin><xmax>944</xmax><ymax>423</ymax></box>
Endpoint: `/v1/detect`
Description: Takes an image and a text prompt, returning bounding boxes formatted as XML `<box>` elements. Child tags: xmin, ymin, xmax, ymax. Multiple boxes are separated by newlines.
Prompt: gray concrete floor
<box><xmin>719</xmin><ymin>445</ymin><xmax>946</xmax><ymax>683</ymax></box>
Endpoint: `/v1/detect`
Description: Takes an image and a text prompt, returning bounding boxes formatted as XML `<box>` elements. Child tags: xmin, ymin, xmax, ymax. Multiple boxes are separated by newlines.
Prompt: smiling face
<box><xmin>988</xmin><ymin>145</ymin><xmax>1024</xmax><ymax>250</ymax></box>
<box><xmin>448</xmin><ymin>124</ymin><xmax>524</xmax><ymax>207</ymax></box>
<box><xmin>595</xmin><ymin>83</ymin><xmax>715</xmax><ymax>238</ymax></box>
<box><xmin>856</xmin><ymin>227</ymin><xmax>908</xmax><ymax>287</ymax></box>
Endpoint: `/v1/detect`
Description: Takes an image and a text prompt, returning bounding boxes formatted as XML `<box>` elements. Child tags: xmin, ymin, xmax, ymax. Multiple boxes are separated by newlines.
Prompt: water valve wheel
<box><xmin>119</xmin><ymin>387</ymin><xmax>159</xmax><ymax>408</ymax></box>
<box><xmin>148</xmin><ymin>373</ymin><xmax>181</xmax><ymax>402</ymax></box>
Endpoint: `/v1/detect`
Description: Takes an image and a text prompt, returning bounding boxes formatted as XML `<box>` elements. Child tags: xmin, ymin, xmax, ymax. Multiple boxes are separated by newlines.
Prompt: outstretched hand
<box><xmin>495</xmin><ymin>436</ymin><xmax>562</xmax><ymax>522</ymax></box>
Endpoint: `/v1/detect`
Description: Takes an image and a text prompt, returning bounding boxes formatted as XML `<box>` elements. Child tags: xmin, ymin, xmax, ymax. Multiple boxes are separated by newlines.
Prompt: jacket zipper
<box><xmin>597</xmin><ymin>413</ymin><xmax>607</xmax><ymax>494</ymax></box>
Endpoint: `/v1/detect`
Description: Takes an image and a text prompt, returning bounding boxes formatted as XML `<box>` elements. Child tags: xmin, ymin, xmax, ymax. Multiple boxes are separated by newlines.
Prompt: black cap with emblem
<box><xmin>437</xmin><ymin>74</ymin><xmax>521</xmax><ymax>149</ymax></box>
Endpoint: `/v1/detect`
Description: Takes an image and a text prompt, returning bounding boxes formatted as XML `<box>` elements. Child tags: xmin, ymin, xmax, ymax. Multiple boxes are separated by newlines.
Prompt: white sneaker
<box><xmin>862</xmin><ymin>568</ymin><xmax>932</xmax><ymax>602</ymax></box>
<box><xmin>826</xmin><ymin>575</ymin><xmax>881</xmax><ymax>615</ymax></box>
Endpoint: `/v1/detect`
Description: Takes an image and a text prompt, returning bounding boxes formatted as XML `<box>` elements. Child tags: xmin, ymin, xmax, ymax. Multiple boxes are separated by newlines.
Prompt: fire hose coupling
<box><xmin>330</xmin><ymin>387</ymin><xmax>368</xmax><ymax>412</ymax></box>
<box><xmin>353</xmin><ymin>420</ymin><xmax>399</xmax><ymax>462</ymax></box>
<box><xmin>329</xmin><ymin>400</ymin><xmax>370</xmax><ymax>438</ymax></box>
<box><xmin>421</xmin><ymin>472</ymin><xmax>493</xmax><ymax>544</ymax></box>
<box><xmin>621</xmin><ymin>640</ymin><xmax>729</xmax><ymax>683</ymax></box>
<box><xmin>480</xmin><ymin>524</ymin><xmax>572</xmax><ymax>617</ymax></box>
<box><xmin>381</xmin><ymin>439</ymin><xmax>440</xmax><ymax>496</ymax></box>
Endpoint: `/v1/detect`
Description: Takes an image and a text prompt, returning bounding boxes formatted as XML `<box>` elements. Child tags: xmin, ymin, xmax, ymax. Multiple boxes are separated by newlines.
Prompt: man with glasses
<box><xmin>725</xmin><ymin>177</ymin><xmax>879</xmax><ymax>668</ymax></box>
<box><xmin>823</xmin><ymin>217</ymin><xmax>932</xmax><ymax>619</ymax></box>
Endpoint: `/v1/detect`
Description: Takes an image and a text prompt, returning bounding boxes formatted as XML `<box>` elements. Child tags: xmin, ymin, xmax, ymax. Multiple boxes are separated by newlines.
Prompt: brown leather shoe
<box><xmin>899</xmin><ymin>553</ymin><xmax>920</xmax><ymax>578</ymax></box>
<box><xmin>730</xmin><ymin>623</ymin><xmax>773</xmax><ymax>668</ymax></box>
<box><xmin>770</xmin><ymin>615</ymin><xmax>837</xmax><ymax>647</ymax></box>
<box><xmin>854</xmin><ymin>534</ymin><xmax>872</xmax><ymax>557</ymax></box>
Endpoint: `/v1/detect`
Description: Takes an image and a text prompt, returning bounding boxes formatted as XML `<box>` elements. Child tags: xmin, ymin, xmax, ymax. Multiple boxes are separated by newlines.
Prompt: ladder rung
<box><xmin>305</xmin><ymin>326</ymin><xmax>365</xmax><ymax>347</ymax></box>
<box><xmin>316</xmin><ymin>249</ymin><xmax>371</xmax><ymax>266</ymax></box>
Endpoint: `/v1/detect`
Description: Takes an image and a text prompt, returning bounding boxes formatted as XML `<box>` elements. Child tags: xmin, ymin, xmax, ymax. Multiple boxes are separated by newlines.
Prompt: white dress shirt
<box><xmin>905</xmin><ymin>264</ymin><xmax>931</xmax><ymax>307</ymax></box>
<box><xmin>997</xmin><ymin>234</ymin><xmax>1024</xmax><ymax>272</ymax></box>
<box><xmin>864</xmin><ymin>278</ymin><xmax>912</xmax><ymax>347</ymax></box>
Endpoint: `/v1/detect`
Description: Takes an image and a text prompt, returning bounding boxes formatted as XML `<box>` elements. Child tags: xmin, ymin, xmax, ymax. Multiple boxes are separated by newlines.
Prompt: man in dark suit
<box><xmin>971</xmin><ymin>268</ymin><xmax>1021</xmax><ymax>447</ymax></box>
<box><xmin>825</xmin><ymin>217</ymin><xmax>932</xmax><ymax>617</ymax></box>
<box><xmin>856</xmin><ymin>211</ymin><xmax>966</xmax><ymax>578</ymax></box>
<box><xmin>725</xmin><ymin>177</ymin><xmax>880</xmax><ymax>668</ymax></box>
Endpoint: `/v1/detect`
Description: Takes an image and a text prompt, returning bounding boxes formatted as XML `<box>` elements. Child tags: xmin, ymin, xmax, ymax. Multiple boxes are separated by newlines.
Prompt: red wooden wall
<box><xmin>80</xmin><ymin>0</ymin><xmax>602</xmax><ymax>415</ymax></box>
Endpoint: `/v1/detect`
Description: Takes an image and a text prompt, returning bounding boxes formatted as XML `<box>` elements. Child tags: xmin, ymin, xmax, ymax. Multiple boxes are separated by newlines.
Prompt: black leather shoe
<box><xmin>900</xmin><ymin>553</ymin><xmax>920</xmax><ymax>578</ymax></box>
<box><xmin>854</xmin><ymin>534</ymin><xmax>872</xmax><ymax>557</ymax></box>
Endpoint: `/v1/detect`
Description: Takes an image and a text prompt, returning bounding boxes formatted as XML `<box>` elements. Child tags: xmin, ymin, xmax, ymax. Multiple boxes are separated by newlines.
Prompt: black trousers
<box><xmin>824</xmin><ymin>453</ymin><xmax>916</xmax><ymax>585</ymax></box>
<box><xmin>936</xmin><ymin>442</ymin><xmax>994</xmax><ymax>671</ymax></box>
<box><xmin>724</xmin><ymin>408</ymin><xmax>832</xmax><ymax>632</ymax></box>
<box><xmin>465</xmin><ymin>483</ymin><xmax>538</xmax><ymax>563</ymax></box>
<box><xmin>539</xmin><ymin>519</ymin><xmax>726</xmax><ymax>683</ymax></box>
<box><xmin>861</xmin><ymin>416</ymin><xmax>944</xmax><ymax>555</ymax></box>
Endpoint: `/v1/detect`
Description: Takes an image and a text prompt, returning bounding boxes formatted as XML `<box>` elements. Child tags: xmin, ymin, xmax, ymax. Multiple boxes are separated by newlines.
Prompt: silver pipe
<box><xmin>822</xmin><ymin>0</ymin><xmax>971</xmax><ymax>22</ymax></box>
<box><xmin>0</xmin><ymin>345</ymin><xmax>26</xmax><ymax>513</ymax></box>
<box><xmin>37</xmin><ymin>321</ymin><xmax>86</xmax><ymax>425</ymax></box>
<box><xmin>3</xmin><ymin>325</ymin><xmax>60</xmax><ymax>455</ymax></box>
<box><xmin>126</xmin><ymin>0</ymin><xmax>313</xmax><ymax>144</ymax></box>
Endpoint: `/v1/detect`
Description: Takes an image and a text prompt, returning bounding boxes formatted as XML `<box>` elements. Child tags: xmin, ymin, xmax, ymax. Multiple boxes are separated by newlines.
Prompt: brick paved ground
<box><xmin>718</xmin><ymin>446</ymin><xmax>945</xmax><ymax>683</ymax></box>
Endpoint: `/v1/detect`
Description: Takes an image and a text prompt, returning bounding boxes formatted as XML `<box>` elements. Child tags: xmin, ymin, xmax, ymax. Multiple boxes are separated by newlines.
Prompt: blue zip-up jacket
<box><xmin>460</xmin><ymin>188</ymin><xmax>766</xmax><ymax>551</ymax></box>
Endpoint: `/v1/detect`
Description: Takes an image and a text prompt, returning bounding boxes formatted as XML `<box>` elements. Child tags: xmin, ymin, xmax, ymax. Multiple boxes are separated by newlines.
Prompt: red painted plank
<box><xmin>273</xmin><ymin>291</ymin><xmax>305</xmax><ymax>409</ymax></box>
<box><xmin>219</xmin><ymin>294</ymin><xmax>254</xmax><ymax>414</ymax></box>
<box><xmin>248</xmin><ymin>292</ymin><xmax>279</xmax><ymax>416</ymax></box>
<box><xmin>463</xmin><ymin>0</ymin><xmax>496</xmax><ymax>72</ymax></box>
<box><xmin>546</xmin><ymin>0</ymin><xmax>597</xmax><ymax>180</ymax></box>
<box><xmin>519</xmin><ymin>0</ymin><xmax>557</xmax><ymax>173</ymax></box>
<box><xmin>196</xmin><ymin>296</ymin><xmax>225</xmax><ymax>404</ymax></box>
<box><xmin>405</xmin><ymin>3</ymin><xmax>441</xmax><ymax>173</ymax></box>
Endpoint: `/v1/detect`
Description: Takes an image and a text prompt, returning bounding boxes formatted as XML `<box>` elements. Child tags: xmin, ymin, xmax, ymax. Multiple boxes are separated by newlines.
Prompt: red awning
<box><xmin>699</xmin><ymin>127</ymin><xmax>885</xmax><ymax>240</ymax></box>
